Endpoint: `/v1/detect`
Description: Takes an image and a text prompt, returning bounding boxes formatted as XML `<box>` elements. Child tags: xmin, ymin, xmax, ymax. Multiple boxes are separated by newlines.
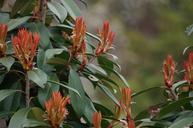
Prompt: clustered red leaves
<box><xmin>95</xmin><ymin>21</ymin><xmax>115</xmax><ymax>56</ymax></box>
<box><xmin>70</xmin><ymin>17</ymin><xmax>87</xmax><ymax>69</ymax></box>
<box><xmin>0</xmin><ymin>17</ymin><xmax>127</xmax><ymax>128</ymax></box>
<box><xmin>92</xmin><ymin>112</ymin><xmax>102</xmax><ymax>128</ymax></box>
<box><xmin>12</xmin><ymin>28</ymin><xmax>40</xmax><ymax>71</ymax></box>
<box><xmin>184</xmin><ymin>52</ymin><xmax>193</xmax><ymax>84</ymax></box>
<box><xmin>69</xmin><ymin>17</ymin><xmax>115</xmax><ymax>70</ymax></box>
<box><xmin>162</xmin><ymin>52</ymin><xmax>193</xmax><ymax>88</ymax></box>
<box><xmin>108</xmin><ymin>87</ymin><xmax>135</xmax><ymax>128</ymax></box>
<box><xmin>0</xmin><ymin>24</ymin><xmax>8</xmax><ymax>57</ymax></box>
<box><xmin>44</xmin><ymin>91</ymin><xmax>70</xmax><ymax>128</ymax></box>
<box><xmin>162</xmin><ymin>55</ymin><xmax>175</xmax><ymax>88</ymax></box>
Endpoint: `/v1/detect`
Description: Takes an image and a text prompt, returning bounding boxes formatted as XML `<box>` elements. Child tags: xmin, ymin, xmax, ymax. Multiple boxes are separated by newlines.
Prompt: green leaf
<box><xmin>68</xmin><ymin>68</ymin><xmax>95</xmax><ymax>123</ymax></box>
<box><xmin>0</xmin><ymin>13</ymin><xmax>9</xmax><ymax>23</ymax></box>
<box><xmin>134</xmin><ymin>109</ymin><xmax>149</xmax><ymax>121</ymax></box>
<box><xmin>8</xmin><ymin>16</ymin><xmax>30</xmax><ymax>31</ymax></box>
<box><xmin>22</xmin><ymin>119</ymin><xmax>50</xmax><ymax>127</ymax></box>
<box><xmin>94</xmin><ymin>63</ymin><xmax>129</xmax><ymax>87</ymax></box>
<box><xmin>169</xmin><ymin>117</ymin><xmax>193</xmax><ymax>128</ymax></box>
<box><xmin>38</xmin><ymin>74</ymin><xmax>60</xmax><ymax>107</ymax></box>
<box><xmin>94</xmin><ymin>103</ymin><xmax>114</xmax><ymax>116</ymax></box>
<box><xmin>8</xmin><ymin>107</ymin><xmax>48</xmax><ymax>128</ymax></box>
<box><xmin>8</xmin><ymin>108</ymin><xmax>30</xmax><ymax>128</ymax></box>
<box><xmin>48</xmin><ymin>80</ymin><xmax>80</xmax><ymax>96</ymax></box>
<box><xmin>1</xmin><ymin>81</ymin><xmax>22</xmax><ymax>112</ymax></box>
<box><xmin>37</xmin><ymin>48</ymin><xmax>45</xmax><ymax>69</ymax></box>
<box><xmin>171</xmin><ymin>80</ymin><xmax>187</xmax><ymax>93</ymax></box>
<box><xmin>26</xmin><ymin>22</ymin><xmax>51</xmax><ymax>49</ymax></box>
<box><xmin>45</xmin><ymin>48</ymin><xmax>67</xmax><ymax>60</ymax></box>
<box><xmin>24</xmin><ymin>107</ymin><xmax>50</xmax><ymax>127</ymax></box>
<box><xmin>36</xmin><ymin>48</ymin><xmax>55</xmax><ymax>72</ymax></box>
<box><xmin>0</xmin><ymin>56</ymin><xmax>15</xmax><ymax>71</ymax></box>
<box><xmin>0</xmin><ymin>89</ymin><xmax>19</xmax><ymax>102</ymax></box>
<box><xmin>27</xmin><ymin>68</ymin><xmax>47</xmax><ymax>88</ymax></box>
<box><xmin>158</xmin><ymin>97</ymin><xmax>193</xmax><ymax>118</ymax></box>
<box><xmin>60</xmin><ymin>0</ymin><xmax>81</xmax><ymax>20</ymax></box>
<box><xmin>97</xmin><ymin>83</ymin><xmax>120</xmax><ymax>106</ymax></box>
<box><xmin>47</xmin><ymin>1</ymin><xmax>67</xmax><ymax>23</ymax></box>
<box><xmin>88</xmin><ymin>64</ymin><xmax>107</xmax><ymax>76</ymax></box>
<box><xmin>98</xmin><ymin>56</ymin><xmax>114</xmax><ymax>73</ymax></box>
<box><xmin>0</xmin><ymin>111</ymin><xmax>14</xmax><ymax>118</ymax></box>
<box><xmin>11</xmin><ymin>0</ymin><xmax>36</xmax><ymax>17</ymax></box>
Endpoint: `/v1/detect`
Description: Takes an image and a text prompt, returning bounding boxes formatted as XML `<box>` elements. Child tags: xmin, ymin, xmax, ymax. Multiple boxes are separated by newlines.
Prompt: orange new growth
<box><xmin>121</xmin><ymin>87</ymin><xmax>135</xmax><ymax>128</ymax></box>
<box><xmin>45</xmin><ymin>91</ymin><xmax>70</xmax><ymax>128</ymax></box>
<box><xmin>12</xmin><ymin>28</ymin><xmax>40</xmax><ymax>71</ymax></box>
<box><xmin>92</xmin><ymin>112</ymin><xmax>102</xmax><ymax>128</ymax></box>
<box><xmin>95</xmin><ymin>21</ymin><xmax>115</xmax><ymax>56</ymax></box>
<box><xmin>184</xmin><ymin>52</ymin><xmax>193</xmax><ymax>84</ymax></box>
<box><xmin>71</xmin><ymin>16</ymin><xmax>86</xmax><ymax>55</ymax></box>
<box><xmin>71</xmin><ymin>17</ymin><xmax>87</xmax><ymax>69</ymax></box>
<box><xmin>162</xmin><ymin>55</ymin><xmax>175</xmax><ymax>88</ymax></box>
<box><xmin>0</xmin><ymin>24</ymin><xmax>8</xmax><ymax>57</ymax></box>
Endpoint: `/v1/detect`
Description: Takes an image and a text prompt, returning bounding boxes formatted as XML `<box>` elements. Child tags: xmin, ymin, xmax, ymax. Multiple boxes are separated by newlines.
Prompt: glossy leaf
<box><xmin>47</xmin><ymin>1</ymin><xmax>67</xmax><ymax>23</ymax></box>
<box><xmin>97</xmin><ymin>83</ymin><xmax>120</xmax><ymax>106</ymax></box>
<box><xmin>94</xmin><ymin>63</ymin><xmax>129</xmax><ymax>87</ymax></box>
<box><xmin>158</xmin><ymin>97</ymin><xmax>193</xmax><ymax>118</ymax></box>
<box><xmin>8</xmin><ymin>108</ymin><xmax>30</xmax><ymax>128</ymax></box>
<box><xmin>60</xmin><ymin>0</ymin><xmax>81</xmax><ymax>19</ymax></box>
<box><xmin>38</xmin><ymin>74</ymin><xmax>60</xmax><ymax>107</ymax></box>
<box><xmin>27</xmin><ymin>68</ymin><xmax>47</xmax><ymax>88</ymax></box>
<box><xmin>26</xmin><ymin>22</ymin><xmax>51</xmax><ymax>49</ymax></box>
<box><xmin>11</xmin><ymin>0</ymin><xmax>35</xmax><ymax>17</ymax></box>
<box><xmin>47</xmin><ymin>80</ymin><xmax>80</xmax><ymax>96</ymax></box>
<box><xmin>0</xmin><ymin>56</ymin><xmax>15</xmax><ymax>71</ymax></box>
<box><xmin>45</xmin><ymin>48</ymin><xmax>67</xmax><ymax>60</ymax></box>
<box><xmin>171</xmin><ymin>80</ymin><xmax>187</xmax><ymax>93</ymax></box>
<box><xmin>24</xmin><ymin>107</ymin><xmax>49</xmax><ymax>127</ymax></box>
<box><xmin>68</xmin><ymin>68</ymin><xmax>95</xmax><ymax>123</ymax></box>
<box><xmin>22</xmin><ymin>119</ymin><xmax>50</xmax><ymax>127</ymax></box>
<box><xmin>169</xmin><ymin>117</ymin><xmax>193</xmax><ymax>128</ymax></box>
<box><xmin>0</xmin><ymin>89</ymin><xmax>19</xmax><ymax>102</ymax></box>
<box><xmin>8</xmin><ymin>107</ymin><xmax>48</xmax><ymax>128</ymax></box>
<box><xmin>1</xmin><ymin>81</ymin><xmax>22</xmax><ymax>112</ymax></box>
<box><xmin>8</xmin><ymin>16</ymin><xmax>30</xmax><ymax>31</ymax></box>
<box><xmin>0</xmin><ymin>13</ymin><xmax>9</xmax><ymax>23</ymax></box>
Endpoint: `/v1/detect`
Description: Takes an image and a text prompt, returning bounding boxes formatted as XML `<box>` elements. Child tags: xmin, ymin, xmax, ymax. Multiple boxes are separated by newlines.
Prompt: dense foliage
<box><xmin>0</xmin><ymin>0</ymin><xmax>193</xmax><ymax>128</ymax></box>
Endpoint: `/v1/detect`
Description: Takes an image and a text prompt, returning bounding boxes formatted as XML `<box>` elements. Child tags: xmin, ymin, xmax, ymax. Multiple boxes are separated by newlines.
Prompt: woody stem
<box><xmin>40</xmin><ymin>0</ymin><xmax>47</xmax><ymax>24</ymax></box>
<box><xmin>25</xmin><ymin>73</ymin><xmax>30</xmax><ymax>107</ymax></box>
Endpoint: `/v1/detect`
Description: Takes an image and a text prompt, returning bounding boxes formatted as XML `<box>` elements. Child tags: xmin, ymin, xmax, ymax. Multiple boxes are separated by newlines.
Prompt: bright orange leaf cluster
<box><xmin>44</xmin><ymin>91</ymin><xmax>70</xmax><ymax>128</ymax></box>
<box><xmin>95</xmin><ymin>21</ymin><xmax>115</xmax><ymax>56</ymax></box>
<box><xmin>162</xmin><ymin>55</ymin><xmax>175</xmax><ymax>88</ymax></box>
<box><xmin>0</xmin><ymin>24</ymin><xmax>8</xmax><ymax>57</ymax></box>
<box><xmin>70</xmin><ymin>17</ymin><xmax>87</xmax><ymax>69</ymax></box>
<box><xmin>12</xmin><ymin>28</ymin><xmax>40</xmax><ymax>71</ymax></box>
<box><xmin>109</xmin><ymin>87</ymin><xmax>135</xmax><ymax>128</ymax></box>
<box><xmin>92</xmin><ymin>112</ymin><xmax>102</xmax><ymax>128</ymax></box>
<box><xmin>184</xmin><ymin>52</ymin><xmax>193</xmax><ymax>84</ymax></box>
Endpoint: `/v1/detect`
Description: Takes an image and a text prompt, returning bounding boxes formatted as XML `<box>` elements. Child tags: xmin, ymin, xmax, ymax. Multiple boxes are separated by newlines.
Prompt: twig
<box><xmin>25</xmin><ymin>73</ymin><xmax>30</xmax><ymax>107</ymax></box>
